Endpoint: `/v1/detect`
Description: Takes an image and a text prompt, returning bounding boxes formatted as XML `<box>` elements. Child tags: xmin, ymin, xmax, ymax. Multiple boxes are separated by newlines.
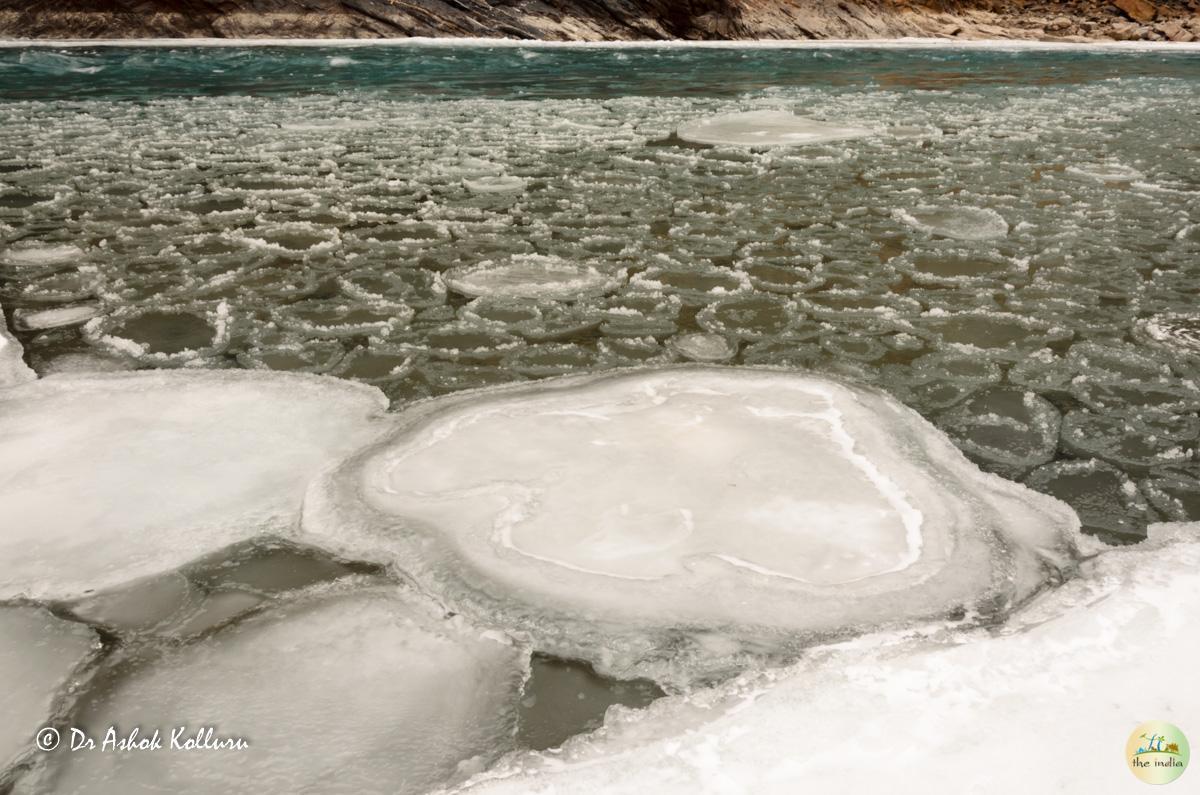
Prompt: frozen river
<box><xmin>3</xmin><ymin>43</ymin><xmax>1200</xmax><ymax>542</ymax></box>
<box><xmin>1</xmin><ymin>42</ymin><xmax>1199</xmax><ymax>793</ymax></box>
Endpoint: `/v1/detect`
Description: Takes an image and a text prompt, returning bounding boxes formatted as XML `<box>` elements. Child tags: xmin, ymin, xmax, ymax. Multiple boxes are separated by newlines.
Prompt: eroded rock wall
<box><xmin>0</xmin><ymin>1</ymin><xmax>1197</xmax><ymax>44</ymax></box>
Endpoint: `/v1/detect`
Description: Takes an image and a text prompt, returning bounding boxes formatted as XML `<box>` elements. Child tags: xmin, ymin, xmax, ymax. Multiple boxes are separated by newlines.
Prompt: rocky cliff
<box><xmin>0</xmin><ymin>0</ymin><xmax>1197</xmax><ymax>41</ymax></box>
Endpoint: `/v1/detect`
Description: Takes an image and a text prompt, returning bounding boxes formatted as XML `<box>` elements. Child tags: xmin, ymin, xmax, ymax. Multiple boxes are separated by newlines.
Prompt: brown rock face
<box><xmin>1157</xmin><ymin>18</ymin><xmax>1195</xmax><ymax>38</ymax></box>
<box><xmin>1114</xmin><ymin>0</ymin><xmax>1158</xmax><ymax>22</ymax></box>
<box><xmin>0</xmin><ymin>0</ymin><xmax>1195</xmax><ymax>41</ymax></box>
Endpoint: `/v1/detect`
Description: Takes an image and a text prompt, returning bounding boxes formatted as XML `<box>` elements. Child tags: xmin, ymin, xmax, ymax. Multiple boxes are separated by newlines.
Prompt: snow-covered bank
<box><xmin>455</xmin><ymin>522</ymin><xmax>1198</xmax><ymax>794</ymax></box>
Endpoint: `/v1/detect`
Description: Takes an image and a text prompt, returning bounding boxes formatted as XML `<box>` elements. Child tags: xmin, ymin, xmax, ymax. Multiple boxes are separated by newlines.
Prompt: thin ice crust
<box><xmin>302</xmin><ymin>367</ymin><xmax>1081</xmax><ymax>687</ymax></box>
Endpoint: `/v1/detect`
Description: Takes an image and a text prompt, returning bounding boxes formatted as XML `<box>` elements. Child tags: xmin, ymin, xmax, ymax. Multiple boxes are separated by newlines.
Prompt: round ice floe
<box><xmin>12</xmin><ymin>302</ymin><xmax>101</xmax><ymax>331</ymax></box>
<box><xmin>739</xmin><ymin>339</ymin><xmax>821</xmax><ymax>369</ymax></box>
<box><xmin>668</xmin><ymin>333</ymin><xmax>738</xmax><ymax>363</ymax></box>
<box><xmin>234</xmin><ymin>223</ymin><xmax>340</xmax><ymax>257</ymax></box>
<box><xmin>502</xmin><ymin>343</ymin><xmax>605</xmax><ymax>378</ymax></box>
<box><xmin>330</xmin><ymin>343</ymin><xmax>416</xmax><ymax>385</ymax></box>
<box><xmin>599</xmin><ymin>293</ymin><xmax>683</xmax><ymax>338</ymax></box>
<box><xmin>464</xmin><ymin>175</ymin><xmax>528</xmax><ymax>195</ymax></box>
<box><xmin>735</xmin><ymin>260</ymin><xmax>824</xmax><ymax>294</ymax></box>
<box><xmin>676</xmin><ymin>111</ymin><xmax>871</xmax><ymax>148</ymax></box>
<box><xmin>339</xmin><ymin>267</ymin><xmax>447</xmax><ymax>310</ymax></box>
<box><xmin>597</xmin><ymin>337</ymin><xmax>673</xmax><ymax>367</ymax></box>
<box><xmin>272</xmin><ymin>298</ymin><xmax>413</xmax><ymax>339</ymax></box>
<box><xmin>235</xmin><ymin>340</ymin><xmax>346</xmax><ymax>375</ymax></box>
<box><xmin>1060</xmin><ymin>410</ymin><xmax>1196</xmax><ymax>472</ymax></box>
<box><xmin>458</xmin><ymin>298</ymin><xmax>547</xmax><ymax>338</ymax></box>
<box><xmin>445</xmin><ymin>256</ymin><xmax>625</xmax><ymax>301</ymax></box>
<box><xmin>1141</xmin><ymin>471</ymin><xmax>1200</xmax><ymax>522</ymax></box>
<box><xmin>83</xmin><ymin>303</ymin><xmax>232</xmax><ymax>367</ymax></box>
<box><xmin>302</xmin><ymin>368</ymin><xmax>1080</xmax><ymax>687</ymax></box>
<box><xmin>0</xmin><ymin>371</ymin><xmax>387</xmax><ymax>600</ymax></box>
<box><xmin>1</xmin><ymin>605</ymin><xmax>97</xmax><ymax>772</ymax></box>
<box><xmin>1024</xmin><ymin>459</ymin><xmax>1157</xmax><ymax>543</ymax></box>
<box><xmin>798</xmin><ymin>290</ymin><xmax>920</xmax><ymax>323</ymax></box>
<box><xmin>1066</xmin><ymin>163</ymin><xmax>1141</xmax><ymax>183</ymax></box>
<box><xmin>0</xmin><ymin>243</ymin><xmax>83</xmax><ymax>268</ymax></box>
<box><xmin>936</xmin><ymin>388</ymin><xmax>1061</xmax><ymax>479</ymax></box>
<box><xmin>895</xmin><ymin>248</ymin><xmax>1016</xmax><ymax>287</ymax></box>
<box><xmin>18</xmin><ymin>268</ymin><xmax>101</xmax><ymax>303</ymax></box>
<box><xmin>818</xmin><ymin>331</ymin><xmax>889</xmax><ymax>364</ymax></box>
<box><xmin>896</xmin><ymin>206</ymin><xmax>1009</xmax><ymax>241</ymax></box>
<box><xmin>629</xmin><ymin>265</ymin><xmax>752</xmax><ymax>306</ymax></box>
<box><xmin>919</xmin><ymin>309</ymin><xmax>1072</xmax><ymax>357</ymax></box>
<box><xmin>400</xmin><ymin>322</ymin><xmax>525</xmax><ymax>363</ymax></box>
<box><xmin>695</xmin><ymin>295</ymin><xmax>799</xmax><ymax>341</ymax></box>
<box><xmin>31</xmin><ymin>584</ymin><xmax>529</xmax><ymax>795</ymax></box>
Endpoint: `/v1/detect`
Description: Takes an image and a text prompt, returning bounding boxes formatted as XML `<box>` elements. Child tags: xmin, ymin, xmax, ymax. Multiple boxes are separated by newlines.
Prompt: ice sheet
<box><xmin>0</xmin><ymin>370</ymin><xmax>387</xmax><ymax>600</ymax></box>
<box><xmin>27</xmin><ymin>583</ymin><xmax>530</xmax><ymax>795</ymax></box>
<box><xmin>303</xmin><ymin>367</ymin><xmax>1080</xmax><ymax>686</ymax></box>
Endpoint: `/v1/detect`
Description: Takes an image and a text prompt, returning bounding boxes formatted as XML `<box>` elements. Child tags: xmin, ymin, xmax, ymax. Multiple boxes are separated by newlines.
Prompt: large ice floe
<box><xmin>303</xmin><ymin>367</ymin><xmax>1081</xmax><ymax>687</ymax></box>
<box><xmin>0</xmin><ymin>371</ymin><xmax>387</xmax><ymax>601</ymax></box>
<box><xmin>675</xmin><ymin>110</ymin><xmax>872</xmax><ymax>147</ymax></box>
<box><xmin>454</xmin><ymin>522</ymin><xmax>1200</xmax><ymax>795</ymax></box>
<box><xmin>23</xmin><ymin>583</ymin><xmax>530</xmax><ymax>795</ymax></box>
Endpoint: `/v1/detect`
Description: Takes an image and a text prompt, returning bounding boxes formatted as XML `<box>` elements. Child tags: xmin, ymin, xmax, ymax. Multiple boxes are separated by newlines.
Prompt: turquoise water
<box><xmin>2</xmin><ymin>45</ymin><xmax>1200</xmax><ymax>544</ymax></box>
<box><xmin>0</xmin><ymin>45</ymin><xmax>1198</xmax><ymax>100</ymax></box>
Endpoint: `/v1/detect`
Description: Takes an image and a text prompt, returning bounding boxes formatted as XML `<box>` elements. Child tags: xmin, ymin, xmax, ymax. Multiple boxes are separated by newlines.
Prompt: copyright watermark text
<box><xmin>36</xmin><ymin>726</ymin><xmax>249</xmax><ymax>753</ymax></box>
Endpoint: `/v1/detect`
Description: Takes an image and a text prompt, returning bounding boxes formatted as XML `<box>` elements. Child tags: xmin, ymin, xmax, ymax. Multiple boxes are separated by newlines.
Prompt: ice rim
<box><xmin>301</xmin><ymin>364</ymin><xmax>1084</xmax><ymax>690</ymax></box>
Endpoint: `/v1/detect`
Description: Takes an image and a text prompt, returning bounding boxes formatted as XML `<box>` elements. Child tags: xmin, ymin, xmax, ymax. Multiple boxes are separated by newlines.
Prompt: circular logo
<box><xmin>35</xmin><ymin>727</ymin><xmax>60</xmax><ymax>751</ymax></box>
<box><xmin>1127</xmin><ymin>721</ymin><xmax>1190</xmax><ymax>785</ymax></box>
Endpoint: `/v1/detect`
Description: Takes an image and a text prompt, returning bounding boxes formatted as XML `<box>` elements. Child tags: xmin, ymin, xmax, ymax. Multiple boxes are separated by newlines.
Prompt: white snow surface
<box><xmin>0</xmin><ymin>606</ymin><xmax>96</xmax><ymax>774</ymax></box>
<box><xmin>455</xmin><ymin>522</ymin><xmax>1200</xmax><ymax>795</ymax></box>
<box><xmin>29</xmin><ymin>583</ymin><xmax>530</xmax><ymax>795</ymax></box>
<box><xmin>0</xmin><ymin>370</ymin><xmax>387</xmax><ymax>600</ymax></box>
<box><xmin>676</xmin><ymin>110</ymin><xmax>872</xmax><ymax>148</ymax></box>
<box><xmin>303</xmin><ymin>367</ymin><xmax>1080</xmax><ymax>686</ymax></box>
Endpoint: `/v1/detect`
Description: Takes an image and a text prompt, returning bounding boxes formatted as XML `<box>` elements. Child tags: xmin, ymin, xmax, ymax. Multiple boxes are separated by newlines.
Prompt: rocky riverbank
<box><xmin>0</xmin><ymin>1</ymin><xmax>1197</xmax><ymax>44</ymax></box>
